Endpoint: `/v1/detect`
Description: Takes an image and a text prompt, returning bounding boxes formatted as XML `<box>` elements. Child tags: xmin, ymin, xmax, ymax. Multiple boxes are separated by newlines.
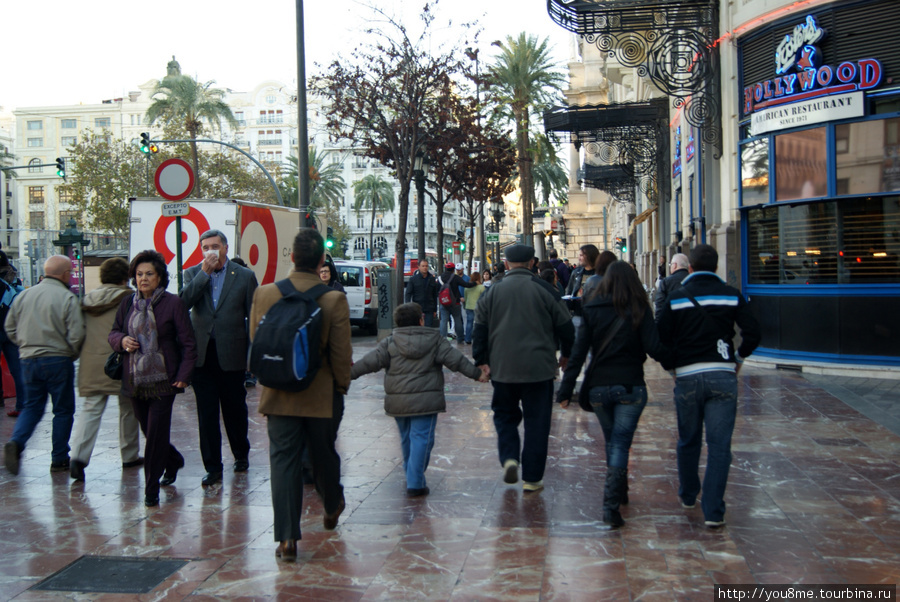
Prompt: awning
<box><xmin>628</xmin><ymin>204</ymin><xmax>658</xmax><ymax>236</ymax></box>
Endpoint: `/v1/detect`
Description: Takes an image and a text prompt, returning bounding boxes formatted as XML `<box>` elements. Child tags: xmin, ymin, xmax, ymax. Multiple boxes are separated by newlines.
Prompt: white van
<box><xmin>333</xmin><ymin>260</ymin><xmax>390</xmax><ymax>334</ymax></box>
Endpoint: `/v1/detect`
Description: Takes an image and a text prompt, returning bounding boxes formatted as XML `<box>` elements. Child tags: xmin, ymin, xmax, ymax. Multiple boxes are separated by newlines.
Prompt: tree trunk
<box><xmin>188</xmin><ymin>126</ymin><xmax>201</xmax><ymax>198</ymax></box>
<box><xmin>395</xmin><ymin>182</ymin><xmax>411</xmax><ymax>303</ymax></box>
<box><xmin>514</xmin><ymin>107</ymin><xmax>533</xmax><ymax>248</ymax></box>
<box><xmin>369</xmin><ymin>203</ymin><xmax>376</xmax><ymax>259</ymax></box>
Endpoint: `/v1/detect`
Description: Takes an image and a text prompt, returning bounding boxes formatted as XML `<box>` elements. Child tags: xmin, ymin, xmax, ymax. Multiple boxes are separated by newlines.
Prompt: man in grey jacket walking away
<box><xmin>473</xmin><ymin>244</ymin><xmax>575</xmax><ymax>492</ymax></box>
<box><xmin>4</xmin><ymin>255</ymin><xmax>86</xmax><ymax>475</ymax></box>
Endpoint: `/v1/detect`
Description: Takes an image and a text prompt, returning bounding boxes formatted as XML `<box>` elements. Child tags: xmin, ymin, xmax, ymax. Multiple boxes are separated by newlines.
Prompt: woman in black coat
<box><xmin>557</xmin><ymin>261</ymin><xmax>671</xmax><ymax>528</ymax></box>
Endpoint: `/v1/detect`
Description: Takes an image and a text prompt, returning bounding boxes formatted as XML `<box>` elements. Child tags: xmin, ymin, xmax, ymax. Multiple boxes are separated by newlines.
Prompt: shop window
<box><xmin>775</xmin><ymin>127</ymin><xmax>827</xmax><ymax>202</ymax></box>
<box><xmin>836</xmin><ymin>118</ymin><xmax>900</xmax><ymax>195</ymax></box>
<box><xmin>747</xmin><ymin>197</ymin><xmax>900</xmax><ymax>285</ymax></box>
<box><xmin>740</xmin><ymin>138</ymin><xmax>769</xmax><ymax>206</ymax></box>
<box><xmin>839</xmin><ymin>197</ymin><xmax>900</xmax><ymax>283</ymax></box>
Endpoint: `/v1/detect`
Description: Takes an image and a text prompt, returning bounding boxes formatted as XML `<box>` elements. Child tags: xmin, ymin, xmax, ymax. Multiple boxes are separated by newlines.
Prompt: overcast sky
<box><xmin>2</xmin><ymin>0</ymin><xmax>574</xmax><ymax>111</ymax></box>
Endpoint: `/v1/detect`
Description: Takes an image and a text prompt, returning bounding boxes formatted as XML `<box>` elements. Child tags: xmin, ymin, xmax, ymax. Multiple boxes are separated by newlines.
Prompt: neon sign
<box><xmin>686</xmin><ymin>130</ymin><xmax>695</xmax><ymax>162</ymax></box>
<box><xmin>743</xmin><ymin>15</ymin><xmax>883</xmax><ymax>116</ymax></box>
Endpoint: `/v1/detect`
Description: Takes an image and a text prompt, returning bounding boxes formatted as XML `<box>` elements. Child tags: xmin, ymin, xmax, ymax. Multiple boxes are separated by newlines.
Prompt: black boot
<box><xmin>603</xmin><ymin>466</ymin><xmax>628</xmax><ymax>528</ymax></box>
<box><xmin>621</xmin><ymin>479</ymin><xmax>629</xmax><ymax>505</ymax></box>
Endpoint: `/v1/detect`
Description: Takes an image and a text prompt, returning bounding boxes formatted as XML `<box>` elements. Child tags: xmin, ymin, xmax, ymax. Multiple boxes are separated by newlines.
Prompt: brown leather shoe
<box><xmin>275</xmin><ymin>540</ymin><xmax>297</xmax><ymax>560</ymax></box>
<box><xmin>323</xmin><ymin>495</ymin><xmax>345</xmax><ymax>530</ymax></box>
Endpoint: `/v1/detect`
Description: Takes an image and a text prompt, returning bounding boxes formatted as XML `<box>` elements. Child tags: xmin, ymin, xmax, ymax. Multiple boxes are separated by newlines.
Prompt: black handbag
<box><xmin>104</xmin><ymin>351</ymin><xmax>125</xmax><ymax>380</ymax></box>
<box><xmin>105</xmin><ymin>294</ymin><xmax>135</xmax><ymax>381</ymax></box>
<box><xmin>576</xmin><ymin>316</ymin><xmax>626</xmax><ymax>411</ymax></box>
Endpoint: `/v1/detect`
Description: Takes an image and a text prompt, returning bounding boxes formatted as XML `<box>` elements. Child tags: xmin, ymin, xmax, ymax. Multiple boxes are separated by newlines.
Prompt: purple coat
<box><xmin>108</xmin><ymin>291</ymin><xmax>197</xmax><ymax>397</ymax></box>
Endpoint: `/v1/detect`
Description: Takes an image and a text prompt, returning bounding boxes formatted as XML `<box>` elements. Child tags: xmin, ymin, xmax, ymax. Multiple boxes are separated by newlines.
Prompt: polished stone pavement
<box><xmin>0</xmin><ymin>335</ymin><xmax>898</xmax><ymax>600</ymax></box>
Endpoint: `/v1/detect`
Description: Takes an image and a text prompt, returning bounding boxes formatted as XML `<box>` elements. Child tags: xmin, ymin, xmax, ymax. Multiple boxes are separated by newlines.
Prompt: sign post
<box><xmin>155</xmin><ymin>159</ymin><xmax>194</xmax><ymax>291</ymax></box>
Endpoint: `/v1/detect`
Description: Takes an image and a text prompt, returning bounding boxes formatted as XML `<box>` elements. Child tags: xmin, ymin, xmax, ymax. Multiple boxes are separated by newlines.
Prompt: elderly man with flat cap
<box><xmin>472</xmin><ymin>244</ymin><xmax>574</xmax><ymax>492</ymax></box>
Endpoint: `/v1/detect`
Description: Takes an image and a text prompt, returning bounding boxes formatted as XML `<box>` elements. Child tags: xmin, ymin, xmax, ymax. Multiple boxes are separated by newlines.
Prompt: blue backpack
<box><xmin>248</xmin><ymin>281</ymin><xmax>330</xmax><ymax>392</ymax></box>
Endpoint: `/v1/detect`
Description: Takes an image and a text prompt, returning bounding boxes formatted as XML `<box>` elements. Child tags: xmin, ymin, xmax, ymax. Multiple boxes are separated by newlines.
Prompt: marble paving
<box><xmin>0</xmin><ymin>336</ymin><xmax>898</xmax><ymax>600</ymax></box>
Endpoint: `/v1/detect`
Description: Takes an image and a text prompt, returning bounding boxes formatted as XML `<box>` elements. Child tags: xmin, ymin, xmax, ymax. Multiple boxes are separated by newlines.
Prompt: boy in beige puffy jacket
<box><xmin>351</xmin><ymin>302</ymin><xmax>488</xmax><ymax>497</ymax></box>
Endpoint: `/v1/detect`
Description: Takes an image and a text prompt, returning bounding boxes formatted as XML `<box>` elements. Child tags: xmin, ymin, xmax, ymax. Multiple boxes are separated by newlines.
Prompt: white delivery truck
<box><xmin>129</xmin><ymin>198</ymin><xmax>301</xmax><ymax>292</ymax></box>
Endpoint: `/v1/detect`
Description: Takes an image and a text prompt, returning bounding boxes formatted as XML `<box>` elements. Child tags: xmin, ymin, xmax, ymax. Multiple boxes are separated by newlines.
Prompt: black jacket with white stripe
<box><xmin>656</xmin><ymin>272</ymin><xmax>761</xmax><ymax>375</ymax></box>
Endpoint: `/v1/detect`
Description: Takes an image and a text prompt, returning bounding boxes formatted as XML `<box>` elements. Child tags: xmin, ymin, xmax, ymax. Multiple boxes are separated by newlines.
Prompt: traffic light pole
<box><xmin>148</xmin><ymin>138</ymin><xmax>284</xmax><ymax>206</ymax></box>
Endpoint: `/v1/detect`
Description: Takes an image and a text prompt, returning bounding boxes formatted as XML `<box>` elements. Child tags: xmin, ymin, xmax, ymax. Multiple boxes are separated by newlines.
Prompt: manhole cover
<box><xmin>32</xmin><ymin>556</ymin><xmax>189</xmax><ymax>594</ymax></box>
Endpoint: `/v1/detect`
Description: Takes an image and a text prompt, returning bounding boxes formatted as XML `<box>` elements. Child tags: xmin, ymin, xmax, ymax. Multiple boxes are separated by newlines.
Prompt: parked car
<box><xmin>333</xmin><ymin>260</ymin><xmax>390</xmax><ymax>334</ymax></box>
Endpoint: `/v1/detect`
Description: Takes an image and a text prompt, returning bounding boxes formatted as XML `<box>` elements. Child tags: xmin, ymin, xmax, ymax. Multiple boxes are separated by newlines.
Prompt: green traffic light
<box><xmin>325</xmin><ymin>239</ymin><xmax>334</xmax><ymax>249</ymax></box>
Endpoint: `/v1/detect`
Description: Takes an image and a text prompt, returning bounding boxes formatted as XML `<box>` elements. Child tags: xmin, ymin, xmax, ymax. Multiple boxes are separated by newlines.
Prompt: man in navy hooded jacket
<box><xmin>657</xmin><ymin>244</ymin><xmax>760</xmax><ymax>529</ymax></box>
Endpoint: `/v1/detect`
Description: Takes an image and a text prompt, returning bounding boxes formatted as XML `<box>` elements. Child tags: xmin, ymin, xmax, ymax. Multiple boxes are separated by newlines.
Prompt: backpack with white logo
<box><xmin>437</xmin><ymin>276</ymin><xmax>453</xmax><ymax>307</ymax></box>
<box><xmin>248</xmin><ymin>281</ymin><xmax>330</xmax><ymax>392</ymax></box>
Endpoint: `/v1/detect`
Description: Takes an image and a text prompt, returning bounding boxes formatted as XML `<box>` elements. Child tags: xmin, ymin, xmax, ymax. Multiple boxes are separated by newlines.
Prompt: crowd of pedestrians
<box><xmin>1</xmin><ymin>229</ymin><xmax>760</xmax><ymax>559</ymax></box>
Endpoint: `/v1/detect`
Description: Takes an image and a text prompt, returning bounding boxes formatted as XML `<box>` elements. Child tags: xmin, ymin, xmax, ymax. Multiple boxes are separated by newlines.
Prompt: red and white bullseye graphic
<box><xmin>154</xmin><ymin>158</ymin><xmax>195</xmax><ymax>201</ymax></box>
<box><xmin>240</xmin><ymin>205</ymin><xmax>279</xmax><ymax>284</ymax></box>
<box><xmin>153</xmin><ymin>208</ymin><xmax>211</xmax><ymax>269</ymax></box>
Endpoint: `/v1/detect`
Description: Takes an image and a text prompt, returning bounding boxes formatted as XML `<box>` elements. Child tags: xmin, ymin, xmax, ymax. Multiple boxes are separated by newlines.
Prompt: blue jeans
<box><xmin>464</xmin><ymin>309</ymin><xmax>475</xmax><ymax>343</ymax></box>
<box><xmin>491</xmin><ymin>380</ymin><xmax>554</xmax><ymax>483</ymax></box>
<box><xmin>12</xmin><ymin>356</ymin><xmax>76</xmax><ymax>464</ymax></box>
<box><xmin>395</xmin><ymin>414</ymin><xmax>437</xmax><ymax>490</ymax></box>
<box><xmin>589</xmin><ymin>385</ymin><xmax>648</xmax><ymax>469</ymax></box>
<box><xmin>0</xmin><ymin>335</ymin><xmax>25</xmax><ymax>411</ymax></box>
<box><xmin>439</xmin><ymin>304</ymin><xmax>463</xmax><ymax>339</ymax></box>
<box><xmin>674</xmin><ymin>371</ymin><xmax>738</xmax><ymax>522</ymax></box>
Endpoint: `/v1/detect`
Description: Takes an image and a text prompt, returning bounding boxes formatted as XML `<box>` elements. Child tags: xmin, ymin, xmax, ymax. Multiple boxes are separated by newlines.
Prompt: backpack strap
<box><xmin>275</xmin><ymin>279</ymin><xmax>331</xmax><ymax>301</ymax></box>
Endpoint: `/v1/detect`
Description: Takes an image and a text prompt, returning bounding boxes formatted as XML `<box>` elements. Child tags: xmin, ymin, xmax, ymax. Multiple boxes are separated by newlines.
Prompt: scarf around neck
<box><xmin>128</xmin><ymin>287</ymin><xmax>172</xmax><ymax>398</ymax></box>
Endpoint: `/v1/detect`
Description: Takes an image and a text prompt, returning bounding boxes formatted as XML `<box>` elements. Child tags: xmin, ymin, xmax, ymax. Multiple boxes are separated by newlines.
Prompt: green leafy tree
<box><xmin>353</xmin><ymin>174</ymin><xmax>394</xmax><ymax>253</ymax></box>
<box><xmin>279</xmin><ymin>148</ymin><xmax>346</xmax><ymax>210</ymax></box>
<box><xmin>145</xmin><ymin>74</ymin><xmax>237</xmax><ymax>197</ymax></box>
<box><xmin>199</xmin><ymin>150</ymin><xmax>276</xmax><ymax>203</ymax></box>
<box><xmin>486</xmin><ymin>33</ymin><xmax>565</xmax><ymax>246</ymax></box>
<box><xmin>58</xmin><ymin>131</ymin><xmax>146</xmax><ymax>239</ymax></box>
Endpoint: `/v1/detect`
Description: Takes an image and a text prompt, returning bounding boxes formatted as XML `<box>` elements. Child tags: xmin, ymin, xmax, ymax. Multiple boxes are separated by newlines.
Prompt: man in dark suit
<box><xmin>404</xmin><ymin>259</ymin><xmax>438</xmax><ymax>326</ymax></box>
<box><xmin>181</xmin><ymin>229</ymin><xmax>258</xmax><ymax>487</ymax></box>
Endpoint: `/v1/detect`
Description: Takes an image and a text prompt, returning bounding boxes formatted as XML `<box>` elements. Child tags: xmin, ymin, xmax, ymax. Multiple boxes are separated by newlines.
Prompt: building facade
<box><xmin>547</xmin><ymin>0</ymin><xmax>900</xmax><ymax>370</ymax></box>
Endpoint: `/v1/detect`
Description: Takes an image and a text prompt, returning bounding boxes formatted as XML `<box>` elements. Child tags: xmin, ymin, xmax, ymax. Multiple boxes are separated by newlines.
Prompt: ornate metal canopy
<box><xmin>547</xmin><ymin>0</ymin><xmax>722</xmax><ymax>158</ymax></box>
<box><xmin>544</xmin><ymin>99</ymin><xmax>670</xmax><ymax>203</ymax></box>
<box><xmin>577</xmin><ymin>164</ymin><xmax>636</xmax><ymax>202</ymax></box>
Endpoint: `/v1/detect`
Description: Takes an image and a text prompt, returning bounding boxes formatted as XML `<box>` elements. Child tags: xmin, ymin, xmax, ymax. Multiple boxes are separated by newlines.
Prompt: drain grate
<box><xmin>32</xmin><ymin>556</ymin><xmax>189</xmax><ymax>594</ymax></box>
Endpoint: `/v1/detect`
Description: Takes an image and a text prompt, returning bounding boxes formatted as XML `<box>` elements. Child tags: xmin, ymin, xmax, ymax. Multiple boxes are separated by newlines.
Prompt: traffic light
<box><xmin>325</xmin><ymin>226</ymin><xmax>334</xmax><ymax>250</ymax></box>
<box><xmin>55</xmin><ymin>157</ymin><xmax>66</xmax><ymax>178</ymax></box>
<box><xmin>139</xmin><ymin>132</ymin><xmax>150</xmax><ymax>154</ymax></box>
<box><xmin>148</xmin><ymin>142</ymin><xmax>159</xmax><ymax>153</ymax></box>
<box><xmin>615</xmin><ymin>236</ymin><xmax>627</xmax><ymax>253</ymax></box>
<box><xmin>304</xmin><ymin>212</ymin><xmax>317</xmax><ymax>229</ymax></box>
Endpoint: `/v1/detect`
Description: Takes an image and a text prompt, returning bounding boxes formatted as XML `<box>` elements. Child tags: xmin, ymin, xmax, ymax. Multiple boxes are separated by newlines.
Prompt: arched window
<box><xmin>28</xmin><ymin>158</ymin><xmax>42</xmax><ymax>174</ymax></box>
<box><xmin>354</xmin><ymin>237</ymin><xmax>367</xmax><ymax>250</ymax></box>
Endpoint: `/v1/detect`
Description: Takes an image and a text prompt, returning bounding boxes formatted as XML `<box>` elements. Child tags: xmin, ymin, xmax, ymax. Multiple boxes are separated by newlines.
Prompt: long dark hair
<box><xmin>597</xmin><ymin>261</ymin><xmax>648</xmax><ymax>328</ymax></box>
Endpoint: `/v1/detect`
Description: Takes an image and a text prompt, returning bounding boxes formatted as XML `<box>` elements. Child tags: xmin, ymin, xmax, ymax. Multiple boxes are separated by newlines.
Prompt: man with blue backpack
<box><xmin>249</xmin><ymin>228</ymin><xmax>352</xmax><ymax>561</ymax></box>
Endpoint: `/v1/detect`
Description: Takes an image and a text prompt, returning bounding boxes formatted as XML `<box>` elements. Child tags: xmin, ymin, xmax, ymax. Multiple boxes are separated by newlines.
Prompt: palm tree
<box><xmin>531</xmin><ymin>133</ymin><xmax>568</xmax><ymax>207</ymax></box>
<box><xmin>146</xmin><ymin>75</ymin><xmax>237</xmax><ymax>197</ymax></box>
<box><xmin>353</xmin><ymin>174</ymin><xmax>395</xmax><ymax>254</ymax></box>
<box><xmin>280</xmin><ymin>148</ymin><xmax>346</xmax><ymax>210</ymax></box>
<box><xmin>488</xmin><ymin>33</ymin><xmax>565</xmax><ymax>246</ymax></box>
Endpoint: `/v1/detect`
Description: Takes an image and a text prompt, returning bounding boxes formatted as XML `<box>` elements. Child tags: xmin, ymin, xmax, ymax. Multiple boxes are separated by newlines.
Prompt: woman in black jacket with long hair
<box><xmin>557</xmin><ymin>261</ymin><xmax>671</xmax><ymax>528</ymax></box>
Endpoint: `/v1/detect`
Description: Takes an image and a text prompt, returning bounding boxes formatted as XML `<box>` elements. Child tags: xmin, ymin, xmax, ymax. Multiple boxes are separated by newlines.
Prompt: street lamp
<box><xmin>414</xmin><ymin>149</ymin><xmax>428</xmax><ymax>261</ymax></box>
<box><xmin>490</xmin><ymin>197</ymin><xmax>505</xmax><ymax>268</ymax></box>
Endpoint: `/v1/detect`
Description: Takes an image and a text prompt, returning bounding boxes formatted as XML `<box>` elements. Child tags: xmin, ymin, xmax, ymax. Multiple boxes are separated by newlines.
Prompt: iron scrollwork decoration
<box><xmin>547</xmin><ymin>0</ymin><xmax>722</xmax><ymax>159</ymax></box>
<box><xmin>544</xmin><ymin>98</ymin><xmax>670</xmax><ymax>203</ymax></box>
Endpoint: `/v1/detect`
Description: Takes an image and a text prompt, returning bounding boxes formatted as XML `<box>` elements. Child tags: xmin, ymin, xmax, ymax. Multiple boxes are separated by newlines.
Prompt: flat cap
<box><xmin>505</xmin><ymin>244</ymin><xmax>535</xmax><ymax>263</ymax></box>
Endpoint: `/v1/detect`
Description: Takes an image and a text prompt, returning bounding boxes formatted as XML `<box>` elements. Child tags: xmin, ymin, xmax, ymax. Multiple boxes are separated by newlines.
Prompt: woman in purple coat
<box><xmin>109</xmin><ymin>250</ymin><xmax>197</xmax><ymax>507</ymax></box>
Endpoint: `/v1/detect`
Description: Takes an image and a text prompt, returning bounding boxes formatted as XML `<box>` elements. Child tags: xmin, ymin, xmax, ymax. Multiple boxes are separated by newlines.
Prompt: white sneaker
<box><xmin>705</xmin><ymin>520</ymin><xmax>726</xmax><ymax>528</ymax></box>
<box><xmin>502</xmin><ymin>459</ymin><xmax>518</xmax><ymax>484</ymax></box>
<box><xmin>523</xmin><ymin>480</ymin><xmax>544</xmax><ymax>492</ymax></box>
